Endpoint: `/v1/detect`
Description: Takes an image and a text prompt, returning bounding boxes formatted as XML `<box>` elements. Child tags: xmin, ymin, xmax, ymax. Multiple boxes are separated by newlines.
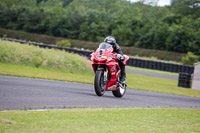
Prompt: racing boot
<box><xmin>119</xmin><ymin>63</ymin><xmax>127</xmax><ymax>84</ymax></box>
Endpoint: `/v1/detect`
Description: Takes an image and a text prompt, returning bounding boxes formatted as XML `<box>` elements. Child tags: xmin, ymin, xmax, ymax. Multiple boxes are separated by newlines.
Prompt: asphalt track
<box><xmin>0</xmin><ymin>75</ymin><xmax>200</xmax><ymax>111</ymax></box>
<box><xmin>126</xmin><ymin>69</ymin><xmax>178</xmax><ymax>80</ymax></box>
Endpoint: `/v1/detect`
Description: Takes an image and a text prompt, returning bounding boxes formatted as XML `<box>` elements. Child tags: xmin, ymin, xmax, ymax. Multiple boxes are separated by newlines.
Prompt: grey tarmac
<box><xmin>0</xmin><ymin>75</ymin><xmax>200</xmax><ymax>111</ymax></box>
<box><xmin>126</xmin><ymin>69</ymin><xmax>178</xmax><ymax>80</ymax></box>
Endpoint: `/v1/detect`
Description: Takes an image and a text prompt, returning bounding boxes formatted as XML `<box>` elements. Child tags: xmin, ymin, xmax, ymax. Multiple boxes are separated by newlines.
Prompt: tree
<box><xmin>0</xmin><ymin>0</ymin><xmax>199</xmax><ymax>55</ymax></box>
<box><xmin>181</xmin><ymin>52</ymin><xmax>199</xmax><ymax>65</ymax></box>
<box><xmin>171</xmin><ymin>0</ymin><xmax>200</xmax><ymax>18</ymax></box>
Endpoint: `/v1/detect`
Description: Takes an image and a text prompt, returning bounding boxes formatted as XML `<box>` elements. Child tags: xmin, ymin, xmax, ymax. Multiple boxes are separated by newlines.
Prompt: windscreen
<box><xmin>98</xmin><ymin>43</ymin><xmax>112</xmax><ymax>51</ymax></box>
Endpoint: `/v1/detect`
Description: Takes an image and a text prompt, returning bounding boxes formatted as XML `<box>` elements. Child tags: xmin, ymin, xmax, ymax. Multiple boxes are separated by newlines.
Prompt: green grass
<box><xmin>126</xmin><ymin>66</ymin><xmax>178</xmax><ymax>76</ymax></box>
<box><xmin>0</xmin><ymin>62</ymin><xmax>93</xmax><ymax>84</ymax></box>
<box><xmin>0</xmin><ymin>40</ymin><xmax>93</xmax><ymax>75</ymax></box>
<box><xmin>127</xmin><ymin>73</ymin><xmax>200</xmax><ymax>97</ymax></box>
<box><xmin>0</xmin><ymin>108</ymin><xmax>200</xmax><ymax>133</ymax></box>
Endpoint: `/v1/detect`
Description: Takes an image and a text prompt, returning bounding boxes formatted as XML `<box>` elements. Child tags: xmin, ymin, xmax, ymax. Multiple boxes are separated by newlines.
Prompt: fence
<box><xmin>126</xmin><ymin>58</ymin><xmax>194</xmax><ymax>75</ymax></box>
<box><xmin>1</xmin><ymin>37</ymin><xmax>194</xmax><ymax>88</ymax></box>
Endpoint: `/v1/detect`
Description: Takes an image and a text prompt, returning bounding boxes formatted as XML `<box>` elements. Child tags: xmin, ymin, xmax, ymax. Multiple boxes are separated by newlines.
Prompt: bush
<box><xmin>32</xmin><ymin>57</ymin><xmax>43</xmax><ymax>68</ymax></box>
<box><xmin>181</xmin><ymin>52</ymin><xmax>199</xmax><ymax>65</ymax></box>
<box><xmin>150</xmin><ymin>56</ymin><xmax>158</xmax><ymax>61</ymax></box>
<box><xmin>56</xmin><ymin>40</ymin><xmax>71</xmax><ymax>48</ymax></box>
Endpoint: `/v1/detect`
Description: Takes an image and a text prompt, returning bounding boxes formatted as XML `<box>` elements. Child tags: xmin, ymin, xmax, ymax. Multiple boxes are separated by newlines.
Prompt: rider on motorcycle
<box><xmin>104</xmin><ymin>36</ymin><xmax>126</xmax><ymax>84</ymax></box>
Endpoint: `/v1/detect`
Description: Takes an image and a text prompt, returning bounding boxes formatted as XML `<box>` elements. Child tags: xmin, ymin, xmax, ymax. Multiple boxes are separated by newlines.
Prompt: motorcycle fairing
<box><xmin>91</xmin><ymin>47</ymin><xmax>129</xmax><ymax>91</ymax></box>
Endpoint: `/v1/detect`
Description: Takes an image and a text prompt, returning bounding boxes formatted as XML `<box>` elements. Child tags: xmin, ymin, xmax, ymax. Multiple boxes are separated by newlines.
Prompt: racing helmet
<box><xmin>104</xmin><ymin>36</ymin><xmax>116</xmax><ymax>45</ymax></box>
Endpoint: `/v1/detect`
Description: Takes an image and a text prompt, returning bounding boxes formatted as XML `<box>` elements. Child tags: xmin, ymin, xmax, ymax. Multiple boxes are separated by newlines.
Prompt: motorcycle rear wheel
<box><xmin>112</xmin><ymin>73</ymin><xmax>126</xmax><ymax>98</ymax></box>
<box><xmin>112</xmin><ymin>83</ymin><xmax>126</xmax><ymax>98</ymax></box>
<box><xmin>94</xmin><ymin>70</ymin><xmax>105</xmax><ymax>96</ymax></box>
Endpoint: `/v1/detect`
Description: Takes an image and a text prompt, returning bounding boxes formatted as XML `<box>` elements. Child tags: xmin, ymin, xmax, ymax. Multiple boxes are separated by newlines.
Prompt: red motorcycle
<box><xmin>91</xmin><ymin>42</ymin><xmax>129</xmax><ymax>97</ymax></box>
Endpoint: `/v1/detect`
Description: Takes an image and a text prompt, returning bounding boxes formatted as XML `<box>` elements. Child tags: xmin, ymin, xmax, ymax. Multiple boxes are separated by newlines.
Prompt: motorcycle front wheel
<box><xmin>94</xmin><ymin>70</ymin><xmax>105</xmax><ymax>96</ymax></box>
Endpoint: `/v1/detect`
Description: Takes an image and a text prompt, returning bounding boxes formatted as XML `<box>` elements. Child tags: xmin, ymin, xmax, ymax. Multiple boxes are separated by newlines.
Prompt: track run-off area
<box><xmin>0</xmin><ymin>75</ymin><xmax>200</xmax><ymax>111</ymax></box>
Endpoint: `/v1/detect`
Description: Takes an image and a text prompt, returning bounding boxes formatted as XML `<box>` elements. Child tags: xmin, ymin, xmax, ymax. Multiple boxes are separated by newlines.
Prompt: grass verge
<box><xmin>0</xmin><ymin>108</ymin><xmax>200</xmax><ymax>133</ymax></box>
<box><xmin>0</xmin><ymin>62</ymin><xmax>93</xmax><ymax>84</ymax></box>
<box><xmin>127</xmin><ymin>73</ymin><xmax>200</xmax><ymax>97</ymax></box>
<box><xmin>1</xmin><ymin>62</ymin><xmax>200</xmax><ymax>97</ymax></box>
<box><xmin>0</xmin><ymin>40</ymin><xmax>93</xmax><ymax>75</ymax></box>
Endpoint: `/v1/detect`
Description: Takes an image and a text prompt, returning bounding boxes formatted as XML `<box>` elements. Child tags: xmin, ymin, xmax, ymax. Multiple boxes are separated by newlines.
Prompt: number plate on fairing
<box><xmin>111</xmin><ymin>66</ymin><xmax>115</xmax><ymax>71</ymax></box>
<box><xmin>97</xmin><ymin>55</ymin><xmax>102</xmax><ymax>58</ymax></box>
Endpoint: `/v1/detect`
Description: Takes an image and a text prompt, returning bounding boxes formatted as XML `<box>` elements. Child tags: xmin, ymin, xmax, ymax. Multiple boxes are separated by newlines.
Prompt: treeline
<box><xmin>0</xmin><ymin>0</ymin><xmax>200</xmax><ymax>55</ymax></box>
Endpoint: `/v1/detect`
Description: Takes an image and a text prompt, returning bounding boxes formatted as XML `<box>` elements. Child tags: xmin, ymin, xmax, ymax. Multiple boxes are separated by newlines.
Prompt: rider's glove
<box><xmin>117</xmin><ymin>54</ymin><xmax>125</xmax><ymax>61</ymax></box>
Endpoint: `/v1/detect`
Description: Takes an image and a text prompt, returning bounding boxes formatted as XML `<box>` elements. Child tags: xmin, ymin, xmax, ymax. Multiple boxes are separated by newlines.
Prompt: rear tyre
<box><xmin>112</xmin><ymin>84</ymin><xmax>126</xmax><ymax>98</ymax></box>
<box><xmin>112</xmin><ymin>72</ymin><xmax>126</xmax><ymax>98</ymax></box>
<box><xmin>94</xmin><ymin>70</ymin><xmax>105</xmax><ymax>96</ymax></box>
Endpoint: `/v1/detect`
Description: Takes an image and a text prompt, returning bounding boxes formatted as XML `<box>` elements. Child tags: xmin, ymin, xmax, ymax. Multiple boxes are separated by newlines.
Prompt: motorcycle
<box><xmin>91</xmin><ymin>42</ymin><xmax>129</xmax><ymax>97</ymax></box>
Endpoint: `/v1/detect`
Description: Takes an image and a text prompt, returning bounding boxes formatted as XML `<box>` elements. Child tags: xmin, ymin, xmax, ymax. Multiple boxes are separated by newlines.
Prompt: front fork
<box><xmin>103</xmin><ymin>68</ymin><xmax>108</xmax><ymax>85</ymax></box>
<box><xmin>97</xmin><ymin>67</ymin><xmax>108</xmax><ymax>91</ymax></box>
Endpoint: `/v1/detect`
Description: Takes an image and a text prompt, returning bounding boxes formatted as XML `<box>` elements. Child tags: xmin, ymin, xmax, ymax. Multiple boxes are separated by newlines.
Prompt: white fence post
<box><xmin>192</xmin><ymin>62</ymin><xmax>200</xmax><ymax>90</ymax></box>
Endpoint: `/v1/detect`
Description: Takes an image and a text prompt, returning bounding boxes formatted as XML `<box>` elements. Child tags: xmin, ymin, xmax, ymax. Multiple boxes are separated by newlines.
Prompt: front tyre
<box><xmin>94</xmin><ymin>70</ymin><xmax>105</xmax><ymax>96</ymax></box>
